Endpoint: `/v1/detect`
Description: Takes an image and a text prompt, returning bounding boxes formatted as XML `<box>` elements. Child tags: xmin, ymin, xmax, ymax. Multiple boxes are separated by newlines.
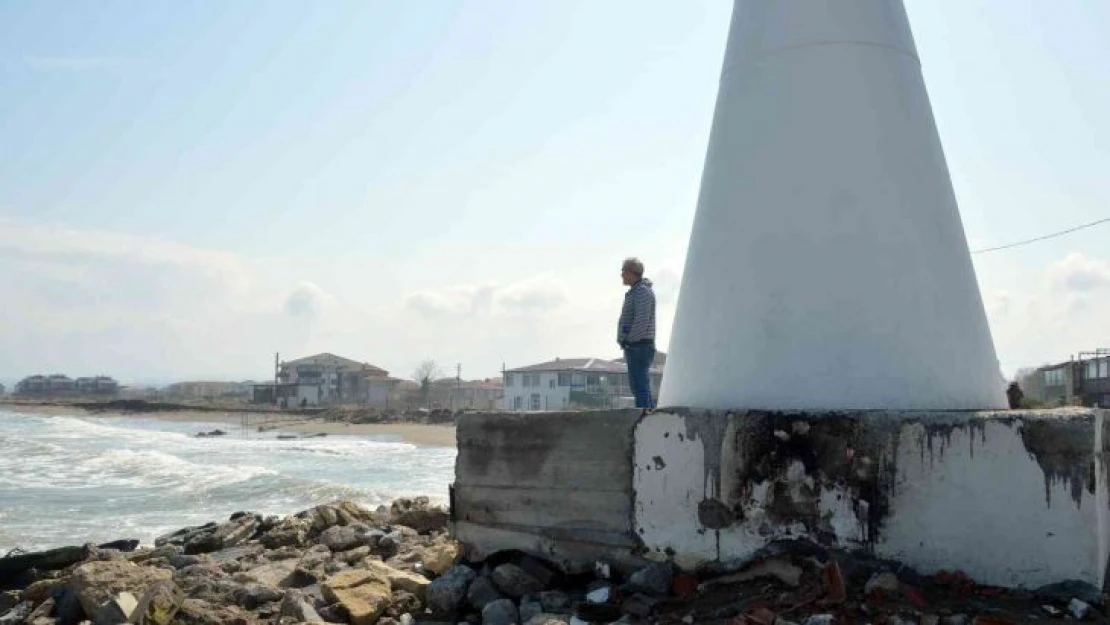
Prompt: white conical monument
<box><xmin>660</xmin><ymin>0</ymin><xmax>1006</xmax><ymax>410</ymax></box>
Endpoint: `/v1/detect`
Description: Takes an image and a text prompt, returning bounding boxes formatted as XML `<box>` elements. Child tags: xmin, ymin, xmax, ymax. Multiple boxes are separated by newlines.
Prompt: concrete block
<box><xmin>453</xmin><ymin>411</ymin><xmax>645</xmax><ymax>573</ymax></box>
<box><xmin>634</xmin><ymin>408</ymin><xmax>1110</xmax><ymax>588</ymax></box>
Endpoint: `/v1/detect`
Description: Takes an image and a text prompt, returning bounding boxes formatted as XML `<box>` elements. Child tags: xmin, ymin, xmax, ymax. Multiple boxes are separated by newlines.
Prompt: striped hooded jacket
<box><xmin>617</xmin><ymin>278</ymin><xmax>656</xmax><ymax>346</ymax></box>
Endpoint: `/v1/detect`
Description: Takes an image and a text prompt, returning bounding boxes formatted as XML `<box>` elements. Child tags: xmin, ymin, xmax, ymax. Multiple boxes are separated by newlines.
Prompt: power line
<box><xmin>972</xmin><ymin>217</ymin><xmax>1110</xmax><ymax>255</ymax></box>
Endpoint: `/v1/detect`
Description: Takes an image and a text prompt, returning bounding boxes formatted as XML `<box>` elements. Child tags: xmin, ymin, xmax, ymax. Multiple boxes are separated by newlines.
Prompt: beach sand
<box><xmin>0</xmin><ymin>402</ymin><xmax>457</xmax><ymax>448</ymax></box>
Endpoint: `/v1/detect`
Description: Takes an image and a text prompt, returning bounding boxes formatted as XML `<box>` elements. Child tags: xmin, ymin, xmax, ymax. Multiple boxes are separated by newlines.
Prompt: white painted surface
<box><xmin>502</xmin><ymin>372</ymin><xmax>570</xmax><ymax>412</ymax></box>
<box><xmin>876</xmin><ymin>419</ymin><xmax>1107</xmax><ymax>587</ymax></box>
<box><xmin>660</xmin><ymin>0</ymin><xmax>1005</xmax><ymax>410</ymax></box>
<box><xmin>634</xmin><ymin>410</ymin><xmax>1109</xmax><ymax>588</ymax></box>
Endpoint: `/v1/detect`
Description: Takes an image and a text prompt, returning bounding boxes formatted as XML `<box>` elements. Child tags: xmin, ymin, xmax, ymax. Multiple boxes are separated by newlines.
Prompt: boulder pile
<box><xmin>2</xmin><ymin>498</ymin><xmax>1106</xmax><ymax>624</ymax></box>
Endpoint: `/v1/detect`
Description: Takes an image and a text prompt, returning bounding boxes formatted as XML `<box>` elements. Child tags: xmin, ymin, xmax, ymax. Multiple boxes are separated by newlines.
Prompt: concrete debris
<box><xmin>1069</xmin><ymin>597</ymin><xmax>1092</xmax><ymax>619</ymax></box>
<box><xmin>585</xmin><ymin>586</ymin><xmax>610</xmax><ymax>603</ymax></box>
<box><xmin>4</xmin><ymin>500</ymin><xmax>1108</xmax><ymax>625</ymax></box>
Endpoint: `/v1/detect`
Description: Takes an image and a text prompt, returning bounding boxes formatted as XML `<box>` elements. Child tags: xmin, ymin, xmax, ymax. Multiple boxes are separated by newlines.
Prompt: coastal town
<box><xmin>3</xmin><ymin>348</ymin><xmax>1108</xmax><ymax>414</ymax></box>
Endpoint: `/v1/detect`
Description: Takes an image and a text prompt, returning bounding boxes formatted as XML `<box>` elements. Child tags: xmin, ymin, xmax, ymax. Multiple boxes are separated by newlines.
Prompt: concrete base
<box><xmin>453</xmin><ymin>408</ymin><xmax>1109</xmax><ymax>589</ymax></box>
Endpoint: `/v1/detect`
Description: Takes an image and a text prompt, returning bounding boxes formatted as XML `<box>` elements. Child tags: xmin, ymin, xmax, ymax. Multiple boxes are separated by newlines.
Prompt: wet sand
<box><xmin>0</xmin><ymin>402</ymin><xmax>457</xmax><ymax>448</ymax></box>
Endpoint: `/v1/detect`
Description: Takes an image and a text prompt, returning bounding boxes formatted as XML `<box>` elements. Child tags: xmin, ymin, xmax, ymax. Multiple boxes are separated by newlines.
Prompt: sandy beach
<box><xmin>0</xmin><ymin>401</ymin><xmax>457</xmax><ymax>448</ymax></box>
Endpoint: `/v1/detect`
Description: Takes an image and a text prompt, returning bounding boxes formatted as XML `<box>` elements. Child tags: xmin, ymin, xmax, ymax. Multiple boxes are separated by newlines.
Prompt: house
<box><xmin>1023</xmin><ymin>349</ymin><xmax>1110</xmax><ymax>408</ymax></box>
<box><xmin>502</xmin><ymin>357</ymin><xmax>664</xmax><ymax>412</ymax></box>
<box><xmin>428</xmin><ymin>378</ymin><xmax>504</xmax><ymax>410</ymax></box>
<box><xmin>15</xmin><ymin>374</ymin><xmax>81</xmax><ymax>396</ymax></box>
<box><xmin>75</xmin><ymin>376</ymin><xmax>120</xmax><ymax>395</ymax></box>
<box><xmin>260</xmin><ymin>352</ymin><xmax>398</xmax><ymax>408</ymax></box>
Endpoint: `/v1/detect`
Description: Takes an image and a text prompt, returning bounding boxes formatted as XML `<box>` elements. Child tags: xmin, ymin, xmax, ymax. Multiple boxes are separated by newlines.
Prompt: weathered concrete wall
<box><xmin>634</xmin><ymin>408</ymin><xmax>1110</xmax><ymax>588</ymax></box>
<box><xmin>452</xmin><ymin>411</ymin><xmax>645</xmax><ymax>573</ymax></box>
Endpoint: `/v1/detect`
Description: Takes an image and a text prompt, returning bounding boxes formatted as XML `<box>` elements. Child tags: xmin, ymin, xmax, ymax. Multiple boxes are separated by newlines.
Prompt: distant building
<box><xmin>0</xmin><ymin>382</ymin><xmax>6</xmax><ymax>396</ymax></box>
<box><xmin>255</xmin><ymin>352</ymin><xmax>398</xmax><ymax>408</ymax></box>
<box><xmin>76</xmin><ymin>376</ymin><xmax>120</xmax><ymax>395</ymax></box>
<box><xmin>164</xmin><ymin>381</ymin><xmax>252</xmax><ymax>402</ymax></box>
<box><xmin>503</xmin><ymin>356</ymin><xmax>664</xmax><ymax>412</ymax></box>
<box><xmin>14</xmin><ymin>374</ymin><xmax>118</xmax><ymax>397</ymax></box>
<box><xmin>427</xmin><ymin>378</ymin><xmax>504</xmax><ymax>411</ymax></box>
<box><xmin>1024</xmin><ymin>349</ymin><xmax>1110</xmax><ymax>408</ymax></box>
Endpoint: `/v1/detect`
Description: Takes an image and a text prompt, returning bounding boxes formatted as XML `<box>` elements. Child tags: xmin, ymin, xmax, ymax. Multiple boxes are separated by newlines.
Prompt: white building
<box><xmin>503</xmin><ymin>357</ymin><xmax>664</xmax><ymax>412</ymax></box>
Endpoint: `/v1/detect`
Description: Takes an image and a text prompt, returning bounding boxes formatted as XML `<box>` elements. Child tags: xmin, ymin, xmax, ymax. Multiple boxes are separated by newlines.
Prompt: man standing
<box><xmin>618</xmin><ymin>257</ymin><xmax>656</xmax><ymax>412</ymax></box>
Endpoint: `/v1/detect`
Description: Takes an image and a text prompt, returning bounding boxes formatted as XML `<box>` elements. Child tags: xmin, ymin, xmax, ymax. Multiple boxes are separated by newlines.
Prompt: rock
<box><xmin>0</xmin><ymin>602</ymin><xmax>32</xmax><ymax>625</ymax></box>
<box><xmin>491</xmin><ymin>563</ymin><xmax>545</xmax><ymax>598</ymax></box>
<box><xmin>524</xmin><ymin>615</ymin><xmax>570</xmax><ymax>625</ymax></box>
<box><xmin>362</xmin><ymin>560</ymin><xmax>430</xmax><ymax>598</ymax></box>
<box><xmin>703</xmin><ymin>558</ymin><xmax>803</xmax><ymax>590</ymax></box>
<box><xmin>586</xmin><ymin>586</ymin><xmax>611</xmax><ymax>603</ymax></box>
<box><xmin>173</xmin><ymin>598</ymin><xmax>257</xmax><ymax>625</ymax></box>
<box><xmin>170</xmin><ymin>554</ymin><xmax>207</xmax><ymax>569</ymax></box>
<box><xmin>621</xmin><ymin>593</ymin><xmax>659</xmax><ymax>618</ymax></box>
<box><xmin>0</xmin><ymin>591</ymin><xmax>17</xmax><ymax>613</ymax></box>
<box><xmin>1035</xmin><ymin>579</ymin><xmax>1104</xmax><ymax>606</ymax></box>
<box><xmin>231</xmin><ymin>583</ymin><xmax>283</xmax><ymax>609</ymax></box>
<box><xmin>627</xmin><ymin>561</ymin><xmax>674</xmax><ymax>596</ymax></box>
<box><xmin>239</xmin><ymin>559</ymin><xmax>297</xmax><ymax>588</ymax></box>
<box><xmin>25</xmin><ymin>598</ymin><xmax>55</xmax><ymax>623</ymax></box>
<box><xmin>132</xmin><ymin>580</ymin><xmax>184</xmax><ymax>625</ymax></box>
<box><xmin>864</xmin><ymin>571</ymin><xmax>900</xmax><ymax>595</ymax></box>
<box><xmin>340</xmin><ymin>546</ymin><xmax>372</xmax><ymax>565</ymax></box>
<box><xmin>940</xmin><ymin>616</ymin><xmax>970</xmax><ymax>625</ymax></box>
<box><xmin>376</xmin><ymin>535</ymin><xmax>400</xmax><ymax>560</ymax></box>
<box><xmin>320</xmin><ymin>525</ymin><xmax>364</xmax><ymax>552</ymax></box>
<box><xmin>420</xmin><ymin>542</ymin><xmax>460</xmax><ymax>575</ymax></box>
<box><xmin>260</xmin><ymin>518</ymin><xmax>311</xmax><ymax>549</ymax></box>
<box><xmin>155</xmin><ymin>523</ymin><xmax>218</xmax><ymax>548</ymax></box>
<box><xmin>21</xmin><ymin>578</ymin><xmax>65</xmax><ymax>604</ymax></box>
<box><xmin>71</xmin><ymin>560</ymin><xmax>173</xmax><ymax>618</ymax></box>
<box><xmin>482</xmin><ymin>598</ymin><xmax>519</xmax><ymax>625</ymax></box>
<box><xmin>54</xmin><ymin>585</ymin><xmax>84</xmax><ymax>625</ymax></box>
<box><xmin>321</xmin><ymin>570</ymin><xmax>391</xmax><ymax>625</ymax></box>
<box><xmin>280</xmin><ymin>589</ymin><xmax>323</xmax><ymax>623</ymax></box>
<box><xmin>97</xmin><ymin>539</ymin><xmax>139</xmax><ymax>553</ymax></box>
<box><xmin>295</xmin><ymin>545</ymin><xmax>333</xmax><ymax>582</ymax></box>
<box><xmin>539</xmin><ymin>590</ymin><xmax>570</xmax><ymax>614</ymax></box>
<box><xmin>183</xmin><ymin>515</ymin><xmax>261</xmax><ymax>555</ymax></box>
<box><xmin>572</xmin><ymin>600</ymin><xmax>622</xmax><ymax>623</ymax></box>
<box><xmin>296</xmin><ymin>500</ymin><xmax>376</xmax><ymax>535</ymax></box>
<box><xmin>466</xmin><ymin>577</ymin><xmax>505</xmax><ymax>611</ymax></box>
<box><xmin>425</xmin><ymin>565</ymin><xmax>476</xmax><ymax>617</ymax></box>
<box><xmin>519</xmin><ymin>594</ymin><xmax>543</xmax><ymax>623</ymax></box>
<box><xmin>384</xmin><ymin>590</ymin><xmax>422</xmax><ymax>619</ymax></box>
<box><xmin>92</xmin><ymin>591</ymin><xmax>138</xmax><ymax>625</ymax></box>
<box><xmin>802</xmin><ymin>616</ymin><xmax>834</xmax><ymax>625</ymax></box>
<box><xmin>389</xmin><ymin>497</ymin><xmax>449</xmax><ymax>534</ymax></box>
<box><xmin>517</xmin><ymin>556</ymin><xmax>559</xmax><ymax>588</ymax></box>
<box><xmin>1069</xmin><ymin>598</ymin><xmax>1093</xmax><ymax>620</ymax></box>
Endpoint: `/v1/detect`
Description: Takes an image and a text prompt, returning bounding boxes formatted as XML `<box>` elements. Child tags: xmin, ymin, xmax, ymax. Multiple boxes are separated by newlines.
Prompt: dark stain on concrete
<box><xmin>652</xmin><ymin>455</ymin><xmax>666</xmax><ymax>470</ymax></box>
<box><xmin>1017</xmin><ymin>414</ymin><xmax>1096</xmax><ymax>508</ymax></box>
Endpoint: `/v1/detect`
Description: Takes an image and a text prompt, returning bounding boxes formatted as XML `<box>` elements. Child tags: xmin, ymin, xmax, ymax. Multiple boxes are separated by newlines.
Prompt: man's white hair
<box><xmin>623</xmin><ymin>257</ymin><xmax>645</xmax><ymax>277</ymax></box>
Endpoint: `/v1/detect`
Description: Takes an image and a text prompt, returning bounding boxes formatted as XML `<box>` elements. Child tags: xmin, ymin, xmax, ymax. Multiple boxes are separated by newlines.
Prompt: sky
<box><xmin>0</xmin><ymin>0</ymin><xmax>1107</xmax><ymax>387</ymax></box>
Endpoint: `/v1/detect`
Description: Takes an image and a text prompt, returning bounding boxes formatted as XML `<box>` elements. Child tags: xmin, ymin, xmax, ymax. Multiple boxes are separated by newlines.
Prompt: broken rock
<box><xmin>425</xmin><ymin>565</ymin><xmax>476</xmax><ymax>617</ymax></box>
<box><xmin>482</xmin><ymin>598</ymin><xmax>519</xmax><ymax>625</ymax></box>
<box><xmin>627</xmin><ymin>561</ymin><xmax>675</xmax><ymax>596</ymax></box>
<box><xmin>491</xmin><ymin>563</ymin><xmax>544</xmax><ymax>598</ymax></box>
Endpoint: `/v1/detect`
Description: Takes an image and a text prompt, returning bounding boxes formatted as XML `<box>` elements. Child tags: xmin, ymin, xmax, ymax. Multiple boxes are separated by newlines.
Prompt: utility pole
<box><xmin>273</xmin><ymin>352</ymin><xmax>279</xmax><ymax>406</ymax></box>
<box><xmin>456</xmin><ymin>363</ymin><xmax>462</xmax><ymax>410</ymax></box>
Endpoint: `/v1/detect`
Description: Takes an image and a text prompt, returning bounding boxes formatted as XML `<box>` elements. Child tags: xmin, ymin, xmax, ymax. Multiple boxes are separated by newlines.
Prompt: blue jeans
<box><xmin>624</xmin><ymin>343</ymin><xmax>656</xmax><ymax>409</ymax></box>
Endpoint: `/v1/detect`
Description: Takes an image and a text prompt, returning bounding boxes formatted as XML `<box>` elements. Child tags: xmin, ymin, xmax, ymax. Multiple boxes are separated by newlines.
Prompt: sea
<box><xmin>0</xmin><ymin>410</ymin><xmax>456</xmax><ymax>554</ymax></box>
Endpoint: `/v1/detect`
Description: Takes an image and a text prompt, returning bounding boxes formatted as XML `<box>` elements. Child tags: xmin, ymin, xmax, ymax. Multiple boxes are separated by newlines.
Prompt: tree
<box><xmin>412</xmin><ymin>359</ymin><xmax>442</xmax><ymax>406</ymax></box>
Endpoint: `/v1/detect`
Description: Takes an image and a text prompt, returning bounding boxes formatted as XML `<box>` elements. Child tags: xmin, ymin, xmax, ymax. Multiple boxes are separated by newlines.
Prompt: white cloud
<box><xmin>404</xmin><ymin>278</ymin><xmax>566</xmax><ymax>319</ymax></box>
<box><xmin>1048</xmin><ymin>253</ymin><xmax>1110</xmax><ymax>293</ymax></box>
<box><xmin>981</xmin><ymin>252</ymin><xmax>1110</xmax><ymax>376</ymax></box>
<box><xmin>0</xmin><ymin>219</ymin><xmax>321</xmax><ymax>382</ymax></box>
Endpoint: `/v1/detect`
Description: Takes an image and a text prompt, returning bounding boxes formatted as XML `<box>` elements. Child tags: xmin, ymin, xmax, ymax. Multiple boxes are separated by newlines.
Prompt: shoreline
<box><xmin>0</xmin><ymin>400</ymin><xmax>457</xmax><ymax>448</ymax></box>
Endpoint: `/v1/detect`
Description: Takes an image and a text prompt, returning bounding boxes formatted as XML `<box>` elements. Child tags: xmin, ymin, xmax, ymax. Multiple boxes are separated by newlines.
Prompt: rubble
<box><xmin>2</xmin><ymin>499</ymin><xmax>1105</xmax><ymax>625</ymax></box>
